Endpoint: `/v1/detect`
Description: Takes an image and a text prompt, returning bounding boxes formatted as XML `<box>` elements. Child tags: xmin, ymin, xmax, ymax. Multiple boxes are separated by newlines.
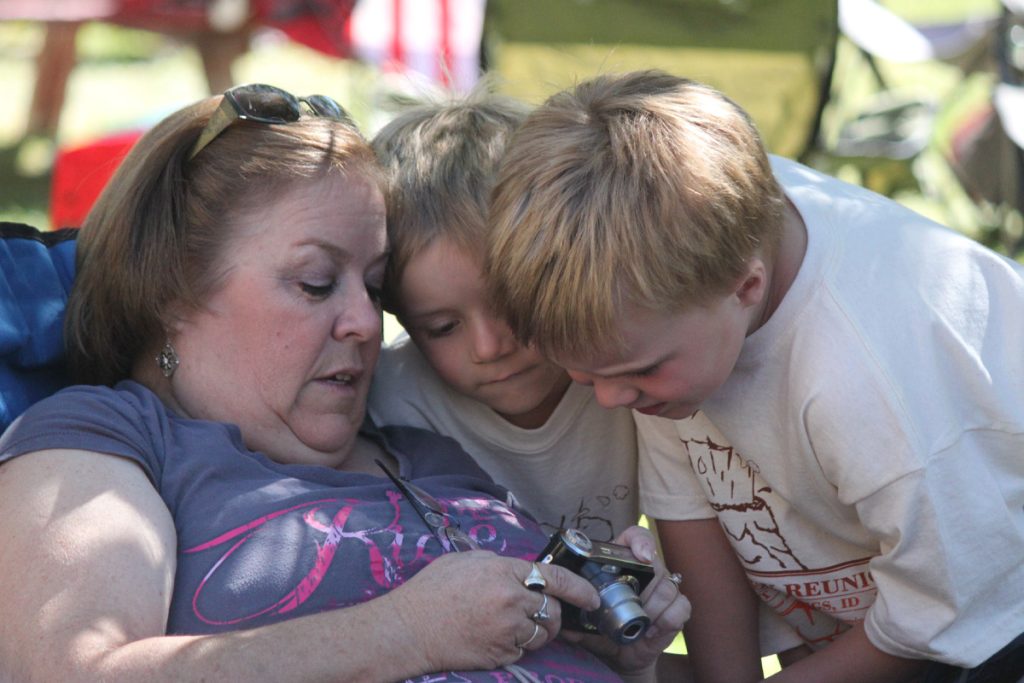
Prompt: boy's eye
<box><xmin>301</xmin><ymin>281</ymin><xmax>337</xmax><ymax>298</ymax></box>
<box><xmin>367</xmin><ymin>284</ymin><xmax>384</xmax><ymax>307</ymax></box>
<box><xmin>425</xmin><ymin>321</ymin><xmax>459</xmax><ymax>339</ymax></box>
<box><xmin>625</xmin><ymin>364</ymin><xmax>658</xmax><ymax>378</ymax></box>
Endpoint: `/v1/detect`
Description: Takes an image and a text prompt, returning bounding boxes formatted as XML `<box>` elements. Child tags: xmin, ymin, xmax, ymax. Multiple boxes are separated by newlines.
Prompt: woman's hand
<box><xmin>561</xmin><ymin>525</ymin><xmax>692</xmax><ymax>676</ymax></box>
<box><xmin>386</xmin><ymin>550</ymin><xmax>601</xmax><ymax>673</ymax></box>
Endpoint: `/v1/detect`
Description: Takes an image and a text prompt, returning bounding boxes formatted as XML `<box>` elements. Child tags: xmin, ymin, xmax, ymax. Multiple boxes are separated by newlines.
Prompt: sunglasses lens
<box><xmin>304</xmin><ymin>94</ymin><xmax>350</xmax><ymax>122</ymax></box>
<box><xmin>229</xmin><ymin>84</ymin><xmax>301</xmax><ymax>123</ymax></box>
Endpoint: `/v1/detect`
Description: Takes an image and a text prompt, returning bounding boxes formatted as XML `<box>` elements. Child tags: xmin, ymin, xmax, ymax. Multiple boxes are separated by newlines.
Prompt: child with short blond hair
<box><xmin>485</xmin><ymin>69</ymin><xmax>1024</xmax><ymax>682</ymax></box>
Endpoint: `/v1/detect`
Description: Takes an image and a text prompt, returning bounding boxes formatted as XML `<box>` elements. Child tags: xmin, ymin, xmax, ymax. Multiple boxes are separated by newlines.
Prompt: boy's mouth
<box><xmin>634</xmin><ymin>403</ymin><xmax>666</xmax><ymax>416</ymax></box>
<box><xmin>485</xmin><ymin>366</ymin><xmax>531</xmax><ymax>385</ymax></box>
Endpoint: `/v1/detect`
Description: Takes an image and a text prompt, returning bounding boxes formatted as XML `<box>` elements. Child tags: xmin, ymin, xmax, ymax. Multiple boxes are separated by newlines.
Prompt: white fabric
<box><xmin>638</xmin><ymin>156</ymin><xmax>1024</xmax><ymax>667</ymax></box>
<box><xmin>995</xmin><ymin>83</ymin><xmax>1024</xmax><ymax>150</ymax></box>
<box><xmin>838</xmin><ymin>0</ymin><xmax>998</xmax><ymax>63</ymax></box>
<box><xmin>349</xmin><ymin>0</ymin><xmax>485</xmax><ymax>93</ymax></box>
<box><xmin>369</xmin><ymin>335</ymin><xmax>641</xmax><ymax>542</ymax></box>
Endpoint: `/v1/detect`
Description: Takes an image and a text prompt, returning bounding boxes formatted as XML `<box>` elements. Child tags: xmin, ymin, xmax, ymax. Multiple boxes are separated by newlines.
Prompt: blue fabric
<box><xmin>0</xmin><ymin>223</ymin><xmax>77</xmax><ymax>432</ymax></box>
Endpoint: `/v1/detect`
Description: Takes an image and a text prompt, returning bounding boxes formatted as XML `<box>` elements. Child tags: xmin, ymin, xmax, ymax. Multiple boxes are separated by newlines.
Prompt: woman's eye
<box><xmin>301</xmin><ymin>281</ymin><xmax>336</xmax><ymax>298</ymax></box>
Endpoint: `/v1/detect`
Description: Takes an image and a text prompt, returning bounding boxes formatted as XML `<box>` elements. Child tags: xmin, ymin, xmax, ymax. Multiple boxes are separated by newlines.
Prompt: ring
<box><xmin>531</xmin><ymin>593</ymin><xmax>550</xmax><ymax>622</ymax></box>
<box><xmin>668</xmin><ymin>572</ymin><xmax>683</xmax><ymax>586</ymax></box>
<box><xmin>523</xmin><ymin>562</ymin><xmax>547</xmax><ymax>591</ymax></box>
<box><xmin>517</xmin><ymin>622</ymin><xmax>541</xmax><ymax>649</ymax></box>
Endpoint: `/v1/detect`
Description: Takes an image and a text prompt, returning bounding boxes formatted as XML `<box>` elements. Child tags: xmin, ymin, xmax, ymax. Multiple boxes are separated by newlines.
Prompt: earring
<box><xmin>156</xmin><ymin>340</ymin><xmax>180</xmax><ymax>378</ymax></box>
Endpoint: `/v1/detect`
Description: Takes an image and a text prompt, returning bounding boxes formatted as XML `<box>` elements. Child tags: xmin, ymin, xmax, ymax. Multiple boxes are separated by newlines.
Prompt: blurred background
<box><xmin>1</xmin><ymin>1</ymin><xmax>1019</xmax><ymax>675</ymax></box>
<box><xmin>1</xmin><ymin>0</ymin><xmax>1021</xmax><ymax>260</ymax></box>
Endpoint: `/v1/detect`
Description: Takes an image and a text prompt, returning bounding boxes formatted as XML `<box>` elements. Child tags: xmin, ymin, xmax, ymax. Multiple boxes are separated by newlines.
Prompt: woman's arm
<box><xmin>654</xmin><ymin>517</ymin><xmax>764</xmax><ymax>683</ymax></box>
<box><xmin>0</xmin><ymin>449</ymin><xmax>599</xmax><ymax>682</ymax></box>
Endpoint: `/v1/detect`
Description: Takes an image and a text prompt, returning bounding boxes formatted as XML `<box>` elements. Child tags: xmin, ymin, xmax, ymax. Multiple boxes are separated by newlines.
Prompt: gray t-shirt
<box><xmin>0</xmin><ymin>380</ymin><xmax>623</xmax><ymax>682</ymax></box>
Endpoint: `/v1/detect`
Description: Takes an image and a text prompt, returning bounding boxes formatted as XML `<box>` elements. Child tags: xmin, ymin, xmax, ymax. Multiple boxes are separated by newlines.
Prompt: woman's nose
<box><xmin>332</xmin><ymin>286</ymin><xmax>383</xmax><ymax>341</ymax></box>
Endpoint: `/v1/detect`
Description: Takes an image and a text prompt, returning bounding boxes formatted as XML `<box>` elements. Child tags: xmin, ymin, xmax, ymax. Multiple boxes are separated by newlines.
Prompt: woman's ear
<box><xmin>158</xmin><ymin>303</ymin><xmax>192</xmax><ymax>347</ymax></box>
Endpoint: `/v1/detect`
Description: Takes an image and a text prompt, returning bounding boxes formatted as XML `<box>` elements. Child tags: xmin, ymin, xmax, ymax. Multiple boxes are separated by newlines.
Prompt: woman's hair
<box><xmin>486</xmin><ymin>70</ymin><xmax>786</xmax><ymax>358</ymax></box>
<box><xmin>370</xmin><ymin>84</ymin><xmax>529</xmax><ymax>315</ymax></box>
<box><xmin>65</xmin><ymin>94</ymin><xmax>382</xmax><ymax>386</ymax></box>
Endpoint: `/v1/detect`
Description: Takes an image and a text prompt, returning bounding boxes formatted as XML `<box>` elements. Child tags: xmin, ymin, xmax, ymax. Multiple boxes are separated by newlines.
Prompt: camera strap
<box><xmin>502</xmin><ymin>664</ymin><xmax>544</xmax><ymax>683</ymax></box>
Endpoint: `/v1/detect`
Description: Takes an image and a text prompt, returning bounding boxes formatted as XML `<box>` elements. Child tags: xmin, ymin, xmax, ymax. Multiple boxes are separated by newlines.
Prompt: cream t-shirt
<box><xmin>369</xmin><ymin>335</ymin><xmax>641</xmax><ymax>542</ymax></box>
<box><xmin>638</xmin><ymin>157</ymin><xmax>1024</xmax><ymax>667</ymax></box>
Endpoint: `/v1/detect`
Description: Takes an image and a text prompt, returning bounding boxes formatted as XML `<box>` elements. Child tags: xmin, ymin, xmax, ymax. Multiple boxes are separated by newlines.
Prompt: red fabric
<box><xmin>257</xmin><ymin>0</ymin><xmax>359</xmax><ymax>57</ymax></box>
<box><xmin>0</xmin><ymin>1</ymin><xmax>359</xmax><ymax>48</ymax></box>
<box><xmin>49</xmin><ymin>130</ymin><xmax>142</xmax><ymax>229</ymax></box>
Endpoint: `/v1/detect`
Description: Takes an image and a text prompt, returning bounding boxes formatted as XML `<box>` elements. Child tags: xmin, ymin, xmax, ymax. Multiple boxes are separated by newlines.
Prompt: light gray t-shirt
<box><xmin>369</xmin><ymin>335</ymin><xmax>641</xmax><ymax>541</ymax></box>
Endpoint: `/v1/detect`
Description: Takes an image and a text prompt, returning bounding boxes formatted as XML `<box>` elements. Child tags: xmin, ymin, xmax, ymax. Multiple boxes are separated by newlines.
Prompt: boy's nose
<box><xmin>590</xmin><ymin>378</ymin><xmax>637</xmax><ymax>410</ymax></box>
<box><xmin>470</xmin><ymin>315</ymin><xmax>516</xmax><ymax>362</ymax></box>
<box><xmin>566</xmin><ymin>370</ymin><xmax>592</xmax><ymax>387</ymax></box>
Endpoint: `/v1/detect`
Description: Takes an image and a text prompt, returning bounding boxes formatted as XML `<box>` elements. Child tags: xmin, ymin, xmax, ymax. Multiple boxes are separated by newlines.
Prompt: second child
<box><xmin>367</xmin><ymin>89</ymin><xmax>692</xmax><ymax>681</ymax></box>
<box><xmin>367</xmin><ymin>91</ymin><xmax>640</xmax><ymax>543</ymax></box>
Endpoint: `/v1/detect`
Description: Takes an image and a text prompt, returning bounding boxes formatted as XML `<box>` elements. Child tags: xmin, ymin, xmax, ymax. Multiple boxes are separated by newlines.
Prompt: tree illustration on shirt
<box><xmin>679</xmin><ymin>418</ymin><xmax>867</xmax><ymax>648</ymax></box>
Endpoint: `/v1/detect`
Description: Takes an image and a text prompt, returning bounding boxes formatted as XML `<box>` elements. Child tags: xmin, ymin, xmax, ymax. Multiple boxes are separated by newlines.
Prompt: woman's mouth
<box><xmin>323</xmin><ymin>372</ymin><xmax>356</xmax><ymax>386</ymax></box>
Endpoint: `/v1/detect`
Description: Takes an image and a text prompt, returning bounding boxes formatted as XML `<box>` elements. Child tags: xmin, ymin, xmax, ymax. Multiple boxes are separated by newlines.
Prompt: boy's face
<box><xmin>397</xmin><ymin>238</ymin><xmax>571</xmax><ymax>429</ymax></box>
<box><xmin>552</xmin><ymin>293</ymin><xmax>754</xmax><ymax>420</ymax></box>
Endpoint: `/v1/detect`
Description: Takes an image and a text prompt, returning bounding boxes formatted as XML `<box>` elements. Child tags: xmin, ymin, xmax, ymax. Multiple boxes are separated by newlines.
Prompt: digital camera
<box><xmin>536</xmin><ymin>528</ymin><xmax>655</xmax><ymax>644</ymax></box>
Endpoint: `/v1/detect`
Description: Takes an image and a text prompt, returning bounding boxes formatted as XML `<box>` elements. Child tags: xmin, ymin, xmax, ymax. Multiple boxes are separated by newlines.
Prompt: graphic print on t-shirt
<box><xmin>543</xmin><ymin>484</ymin><xmax>633</xmax><ymax>542</ymax></box>
<box><xmin>180</xmin><ymin>490</ymin><xmax>539</xmax><ymax>628</ymax></box>
<box><xmin>680</xmin><ymin>432</ymin><xmax>877</xmax><ymax>648</ymax></box>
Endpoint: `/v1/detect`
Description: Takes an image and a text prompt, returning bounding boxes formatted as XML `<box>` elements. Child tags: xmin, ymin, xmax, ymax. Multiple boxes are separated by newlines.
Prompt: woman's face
<box><xmin>166</xmin><ymin>171</ymin><xmax>387</xmax><ymax>468</ymax></box>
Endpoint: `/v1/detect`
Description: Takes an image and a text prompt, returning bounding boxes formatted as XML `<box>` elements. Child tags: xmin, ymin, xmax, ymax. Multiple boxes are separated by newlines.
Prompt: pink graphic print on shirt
<box><xmin>182</xmin><ymin>490</ymin><xmax>526</xmax><ymax>627</ymax></box>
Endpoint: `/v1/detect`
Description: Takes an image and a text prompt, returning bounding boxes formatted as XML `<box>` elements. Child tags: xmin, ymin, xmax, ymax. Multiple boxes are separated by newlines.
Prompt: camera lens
<box><xmin>592</xmin><ymin>577</ymin><xmax>651</xmax><ymax>643</ymax></box>
<box><xmin>580</xmin><ymin>563</ymin><xmax>651</xmax><ymax>644</ymax></box>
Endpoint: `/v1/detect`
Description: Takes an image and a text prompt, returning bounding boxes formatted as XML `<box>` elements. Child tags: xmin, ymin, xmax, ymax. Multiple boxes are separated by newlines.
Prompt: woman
<box><xmin>0</xmin><ymin>85</ymin><xmax>688</xmax><ymax>682</ymax></box>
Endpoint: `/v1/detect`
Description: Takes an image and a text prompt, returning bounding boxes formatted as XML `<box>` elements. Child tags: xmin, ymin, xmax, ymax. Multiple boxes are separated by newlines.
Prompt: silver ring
<box><xmin>531</xmin><ymin>593</ymin><xmax>550</xmax><ymax>622</ymax></box>
<box><xmin>517</xmin><ymin>622</ymin><xmax>541</xmax><ymax>649</ymax></box>
<box><xmin>668</xmin><ymin>572</ymin><xmax>683</xmax><ymax>587</ymax></box>
<box><xmin>523</xmin><ymin>562</ymin><xmax>547</xmax><ymax>591</ymax></box>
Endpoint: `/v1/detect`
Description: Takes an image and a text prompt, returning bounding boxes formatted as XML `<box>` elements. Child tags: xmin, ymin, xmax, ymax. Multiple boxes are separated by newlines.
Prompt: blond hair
<box><xmin>66</xmin><ymin>94</ymin><xmax>381</xmax><ymax>385</ymax></box>
<box><xmin>370</xmin><ymin>86</ymin><xmax>529</xmax><ymax>315</ymax></box>
<box><xmin>486</xmin><ymin>70</ymin><xmax>785</xmax><ymax>358</ymax></box>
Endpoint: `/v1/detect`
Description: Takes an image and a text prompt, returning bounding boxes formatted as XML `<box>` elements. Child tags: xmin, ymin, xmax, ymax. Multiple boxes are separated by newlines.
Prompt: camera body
<box><xmin>536</xmin><ymin>528</ymin><xmax>655</xmax><ymax>644</ymax></box>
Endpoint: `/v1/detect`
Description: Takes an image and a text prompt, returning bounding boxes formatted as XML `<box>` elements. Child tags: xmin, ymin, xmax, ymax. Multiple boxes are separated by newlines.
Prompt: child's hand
<box><xmin>562</xmin><ymin>525</ymin><xmax>691</xmax><ymax>676</ymax></box>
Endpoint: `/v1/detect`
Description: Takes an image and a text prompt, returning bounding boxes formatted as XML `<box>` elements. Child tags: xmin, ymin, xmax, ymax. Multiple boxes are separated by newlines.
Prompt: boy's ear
<box><xmin>733</xmin><ymin>258</ymin><xmax>768</xmax><ymax>308</ymax></box>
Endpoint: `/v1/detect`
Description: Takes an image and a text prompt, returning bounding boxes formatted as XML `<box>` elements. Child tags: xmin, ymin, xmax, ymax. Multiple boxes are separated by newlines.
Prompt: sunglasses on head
<box><xmin>376</xmin><ymin>459</ymin><xmax>479</xmax><ymax>553</ymax></box>
<box><xmin>188</xmin><ymin>83</ymin><xmax>355</xmax><ymax>160</ymax></box>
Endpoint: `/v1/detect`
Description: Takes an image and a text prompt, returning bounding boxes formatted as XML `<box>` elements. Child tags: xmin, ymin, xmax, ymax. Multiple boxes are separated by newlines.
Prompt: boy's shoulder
<box><xmin>370</xmin><ymin>333</ymin><xmax>449</xmax><ymax>414</ymax></box>
<box><xmin>376</xmin><ymin>333</ymin><xmax>432</xmax><ymax>380</ymax></box>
